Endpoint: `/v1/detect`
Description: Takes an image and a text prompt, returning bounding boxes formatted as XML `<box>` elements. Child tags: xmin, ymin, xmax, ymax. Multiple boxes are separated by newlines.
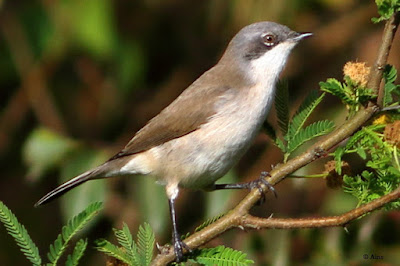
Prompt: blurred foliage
<box><xmin>23</xmin><ymin>128</ymin><xmax>78</xmax><ymax>181</ymax></box>
<box><xmin>1</xmin><ymin>0</ymin><xmax>400</xmax><ymax>265</ymax></box>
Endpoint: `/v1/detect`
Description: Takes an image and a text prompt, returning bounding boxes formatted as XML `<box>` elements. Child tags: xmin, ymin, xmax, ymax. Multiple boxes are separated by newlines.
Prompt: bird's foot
<box><xmin>247</xmin><ymin>171</ymin><xmax>277</xmax><ymax>204</ymax></box>
<box><xmin>172</xmin><ymin>232</ymin><xmax>191</xmax><ymax>262</ymax></box>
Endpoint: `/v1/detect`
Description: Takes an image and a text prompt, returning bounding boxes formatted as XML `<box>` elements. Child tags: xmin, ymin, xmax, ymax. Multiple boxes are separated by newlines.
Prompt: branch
<box><xmin>151</xmin><ymin>12</ymin><xmax>400</xmax><ymax>265</ymax></box>
<box><xmin>370</xmin><ymin>12</ymin><xmax>400</xmax><ymax>107</ymax></box>
<box><xmin>241</xmin><ymin>185</ymin><xmax>400</xmax><ymax>229</ymax></box>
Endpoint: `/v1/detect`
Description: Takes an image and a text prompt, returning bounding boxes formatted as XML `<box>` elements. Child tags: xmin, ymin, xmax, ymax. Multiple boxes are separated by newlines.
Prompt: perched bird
<box><xmin>35</xmin><ymin>21</ymin><xmax>312</xmax><ymax>262</ymax></box>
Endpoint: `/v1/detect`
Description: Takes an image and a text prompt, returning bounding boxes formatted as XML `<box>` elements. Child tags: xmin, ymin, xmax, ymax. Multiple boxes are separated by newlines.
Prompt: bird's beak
<box><xmin>291</xmin><ymin>32</ymin><xmax>313</xmax><ymax>42</ymax></box>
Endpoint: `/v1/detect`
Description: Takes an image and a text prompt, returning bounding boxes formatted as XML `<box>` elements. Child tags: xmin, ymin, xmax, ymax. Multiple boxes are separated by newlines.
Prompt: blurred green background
<box><xmin>0</xmin><ymin>0</ymin><xmax>399</xmax><ymax>265</ymax></box>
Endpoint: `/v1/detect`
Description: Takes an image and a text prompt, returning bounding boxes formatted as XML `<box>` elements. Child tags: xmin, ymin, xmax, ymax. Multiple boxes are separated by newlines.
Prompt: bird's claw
<box><xmin>248</xmin><ymin>171</ymin><xmax>277</xmax><ymax>204</ymax></box>
<box><xmin>172</xmin><ymin>233</ymin><xmax>191</xmax><ymax>262</ymax></box>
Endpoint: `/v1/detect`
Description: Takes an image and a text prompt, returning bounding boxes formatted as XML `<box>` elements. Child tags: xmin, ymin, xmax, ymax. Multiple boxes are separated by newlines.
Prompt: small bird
<box><xmin>35</xmin><ymin>21</ymin><xmax>311</xmax><ymax>262</ymax></box>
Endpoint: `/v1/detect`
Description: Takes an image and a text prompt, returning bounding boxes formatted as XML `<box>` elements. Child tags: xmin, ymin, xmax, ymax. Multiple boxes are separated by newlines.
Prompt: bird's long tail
<box><xmin>34</xmin><ymin>168</ymin><xmax>99</xmax><ymax>207</ymax></box>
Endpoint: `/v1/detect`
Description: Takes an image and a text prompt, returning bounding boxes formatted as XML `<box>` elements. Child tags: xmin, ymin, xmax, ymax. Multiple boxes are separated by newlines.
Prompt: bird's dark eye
<box><xmin>261</xmin><ymin>33</ymin><xmax>276</xmax><ymax>46</ymax></box>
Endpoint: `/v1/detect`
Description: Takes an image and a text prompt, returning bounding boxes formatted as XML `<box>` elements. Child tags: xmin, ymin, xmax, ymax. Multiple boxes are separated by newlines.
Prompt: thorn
<box><xmin>343</xmin><ymin>225</ymin><xmax>349</xmax><ymax>234</ymax></box>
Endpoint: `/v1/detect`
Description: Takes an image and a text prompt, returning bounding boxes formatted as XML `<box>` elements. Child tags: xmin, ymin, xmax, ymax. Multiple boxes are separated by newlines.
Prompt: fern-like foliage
<box><xmin>320</xmin><ymin>76</ymin><xmax>376</xmax><ymax>116</ymax></box>
<box><xmin>96</xmin><ymin>238</ymin><xmax>132</xmax><ymax>264</ymax></box>
<box><xmin>287</xmin><ymin>91</ymin><xmax>325</xmax><ymax>138</ymax></box>
<box><xmin>189</xmin><ymin>245</ymin><xmax>254</xmax><ymax>265</ymax></box>
<box><xmin>333</xmin><ymin>122</ymin><xmax>400</xmax><ymax>210</ymax></box>
<box><xmin>272</xmin><ymin>90</ymin><xmax>334</xmax><ymax>161</ymax></box>
<box><xmin>0</xmin><ymin>201</ymin><xmax>42</xmax><ymax>266</ymax></box>
<box><xmin>137</xmin><ymin>223</ymin><xmax>155</xmax><ymax>266</ymax></box>
<box><xmin>66</xmin><ymin>238</ymin><xmax>88</xmax><ymax>266</ymax></box>
<box><xmin>286</xmin><ymin>120</ymin><xmax>335</xmax><ymax>153</ymax></box>
<box><xmin>195</xmin><ymin>213</ymin><xmax>225</xmax><ymax>233</ymax></box>
<box><xmin>320</xmin><ymin>78</ymin><xmax>353</xmax><ymax>105</ymax></box>
<box><xmin>275</xmin><ymin>80</ymin><xmax>290</xmax><ymax>135</ymax></box>
<box><xmin>96</xmin><ymin>222</ymin><xmax>155</xmax><ymax>266</ymax></box>
<box><xmin>114</xmin><ymin>223</ymin><xmax>140</xmax><ymax>265</ymax></box>
<box><xmin>47</xmin><ymin>201</ymin><xmax>103</xmax><ymax>265</ymax></box>
<box><xmin>383</xmin><ymin>64</ymin><xmax>400</xmax><ymax>107</ymax></box>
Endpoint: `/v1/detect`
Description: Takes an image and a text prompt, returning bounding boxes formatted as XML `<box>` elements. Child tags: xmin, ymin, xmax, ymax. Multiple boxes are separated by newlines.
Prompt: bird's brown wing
<box><xmin>108</xmin><ymin>80</ymin><xmax>233</xmax><ymax>161</ymax></box>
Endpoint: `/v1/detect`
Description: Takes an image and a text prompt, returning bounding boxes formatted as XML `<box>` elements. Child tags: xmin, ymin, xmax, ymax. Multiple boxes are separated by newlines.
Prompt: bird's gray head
<box><xmin>220</xmin><ymin>21</ymin><xmax>312</xmax><ymax>84</ymax></box>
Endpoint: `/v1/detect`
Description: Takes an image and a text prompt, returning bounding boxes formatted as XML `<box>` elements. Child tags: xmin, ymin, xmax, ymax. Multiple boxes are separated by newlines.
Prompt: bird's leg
<box><xmin>167</xmin><ymin>187</ymin><xmax>191</xmax><ymax>262</ymax></box>
<box><xmin>211</xmin><ymin>171</ymin><xmax>277</xmax><ymax>203</ymax></box>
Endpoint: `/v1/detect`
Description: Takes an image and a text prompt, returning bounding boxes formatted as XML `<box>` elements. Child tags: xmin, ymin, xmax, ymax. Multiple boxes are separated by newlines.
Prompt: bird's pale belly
<box><xmin>150</xmin><ymin>99</ymin><xmax>271</xmax><ymax>189</ymax></box>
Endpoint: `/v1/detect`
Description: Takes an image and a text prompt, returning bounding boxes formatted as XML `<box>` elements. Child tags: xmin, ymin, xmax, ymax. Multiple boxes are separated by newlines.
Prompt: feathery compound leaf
<box><xmin>275</xmin><ymin>137</ymin><xmax>287</xmax><ymax>153</ymax></box>
<box><xmin>275</xmin><ymin>79</ymin><xmax>290</xmax><ymax>135</ymax></box>
<box><xmin>345</xmin><ymin>124</ymin><xmax>386</xmax><ymax>151</ymax></box>
<box><xmin>287</xmin><ymin>91</ymin><xmax>325</xmax><ymax>139</ymax></box>
<box><xmin>47</xmin><ymin>202</ymin><xmax>103</xmax><ymax>265</ymax></box>
<box><xmin>137</xmin><ymin>223</ymin><xmax>155</xmax><ymax>266</ymax></box>
<box><xmin>262</xmin><ymin>121</ymin><xmax>277</xmax><ymax>140</ymax></box>
<box><xmin>114</xmin><ymin>223</ymin><xmax>140</xmax><ymax>265</ymax></box>
<box><xmin>95</xmin><ymin>239</ymin><xmax>131</xmax><ymax>264</ymax></box>
<box><xmin>383</xmin><ymin>65</ymin><xmax>400</xmax><ymax>107</ymax></box>
<box><xmin>0</xmin><ymin>201</ymin><xmax>42</xmax><ymax>266</ymax></box>
<box><xmin>190</xmin><ymin>245</ymin><xmax>254</xmax><ymax>265</ymax></box>
<box><xmin>320</xmin><ymin>79</ymin><xmax>355</xmax><ymax>105</ymax></box>
<box><xmin>195</xmin><ymin>213</ymin><xmax>225</xmax><ymax>232</ymax></box>
<box><xmin>66</xmin><ymin>238</ymin><xmax>88</xmax><ymax>266</ymax></box>
<box><xmin>287</xmin><ymin>120</ymin><xmax>335</xmax><ymax>153</ymax></box>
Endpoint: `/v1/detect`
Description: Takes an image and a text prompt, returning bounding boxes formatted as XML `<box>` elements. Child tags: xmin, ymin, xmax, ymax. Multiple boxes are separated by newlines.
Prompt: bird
<box><xmin>35</xmin><ymin>21</ymin><xmax>312</xmax><ymax>262</ymax></box>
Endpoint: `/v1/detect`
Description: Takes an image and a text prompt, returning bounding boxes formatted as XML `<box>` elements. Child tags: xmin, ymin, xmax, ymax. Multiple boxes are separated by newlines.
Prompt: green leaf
<box><xmin>383</xmin><ymin>65</ymin><xmax>400</xmax><ymax>107</ymax></box>
<box><xmin>275</xmin><ymin>80</ymin><xmax>290</xmax><ymax>135</ymax></box>
<box><xmin>22</xmin><ymin>127</ymin><xmax>77</xmax><ymax>181</ymax></box>
<box><xmin>287</xmin><ymin>120</ymin><xmax>335</xmax><ymax>153</ymax></box>
<box><xmin>333</xmin><ymin>147</ymin><xmax>345</xmax><ymax>175</ymax></box>
<box><xmin>47</xmin><ymin>202</ymin><xmax>103</xmax><ymax>265</ymax></box>
<box><xmin>372</xmin><ymin>0</ymin><xmax>400</xmax><ymax>23</ymax></box>
<box><xmin>114</xmin><ymin>223</ymin><xmax>140</xmax><ymax>265</ymax></box>
<box><xmin>356</xmin><ymin>147</ymin><xmax>367</xmax><ymax>160</ymax></box>
<box><xmin>319</xmin><ymin>79</ymin><xmax>355</xmax><ymax>106</ymax></box>
<box><xmin>275</xmin><ymin>137</ymin><xmax>286</xmax><ymax>153</ymax></box>
<box><xmin>66</xmin><ymin>239</ymin><xmax>88</xmax><ymax>266</ymax></box>
<box><xmin>287</xmin><ymin>91</ymin><xmax>325</xmax><ymax>140</ymax></box>
<box><xmin>137</xmin><ymin>223</ymin><xmax>155</xmax><ymax>266</ymax></box>
<box><xmin>95</xmin><ymin>239</ymin><xmax>132</xmax><ymax>264</ymax></box>
<box><xmin>0</xmin><ymin>201</ymin><xmax>42</xmax><ymax>266</ymax></box>
<box><xmin>96</xmin><ymin>223</ymin><xmax>155</xmax><ymax>266</ymax></box>
<box><xmin>195</xmin><ymin>213</ymin><xmax>225</xmax><ymax>232</ymax></box>
<box><xmin>190</xmin><ymin>245</ymin><xmax>254</xmax><ymax>265</ymax></box>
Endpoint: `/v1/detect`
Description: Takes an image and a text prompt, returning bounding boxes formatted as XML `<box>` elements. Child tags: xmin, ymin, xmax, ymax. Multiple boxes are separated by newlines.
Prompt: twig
<box><xmin>381</xmin><ymin>105</ymin><xmax>400</xmax><ymax>112</ymax></box>
<box><xmin>369</xmin><ymin>12</ymin><xmax>400</xmax><ymax>107</ymax></box>
<box><xmin>151</xmin><ymin>12</ymin><xmax>400</xmax><ymax>265</ymax></box>
<box><xmin>241</xmin><ymin>185</ymin><xmax>400</xmax><ymax>229</ymax></box>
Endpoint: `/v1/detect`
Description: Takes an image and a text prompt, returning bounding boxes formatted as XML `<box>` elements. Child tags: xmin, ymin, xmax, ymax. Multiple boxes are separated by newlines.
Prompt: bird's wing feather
<box><xmin>109</xmin><ymin>74</ymin><xmax>232</xmax><ymax>160</ymax></box>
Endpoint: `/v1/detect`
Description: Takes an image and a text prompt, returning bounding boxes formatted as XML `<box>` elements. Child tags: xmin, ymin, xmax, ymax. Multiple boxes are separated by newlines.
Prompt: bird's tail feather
<box><xmin>35</xmin><ymin>169</ymin><xmax>98</xmax><ymax>207</ymax></box>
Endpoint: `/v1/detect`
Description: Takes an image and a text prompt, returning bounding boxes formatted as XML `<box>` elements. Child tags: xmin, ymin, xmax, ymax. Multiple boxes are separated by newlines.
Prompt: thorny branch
<box><xmin>151</xmin><ymin>12</ymin><xmax>400</xmax><ymax>265</ymax></box>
